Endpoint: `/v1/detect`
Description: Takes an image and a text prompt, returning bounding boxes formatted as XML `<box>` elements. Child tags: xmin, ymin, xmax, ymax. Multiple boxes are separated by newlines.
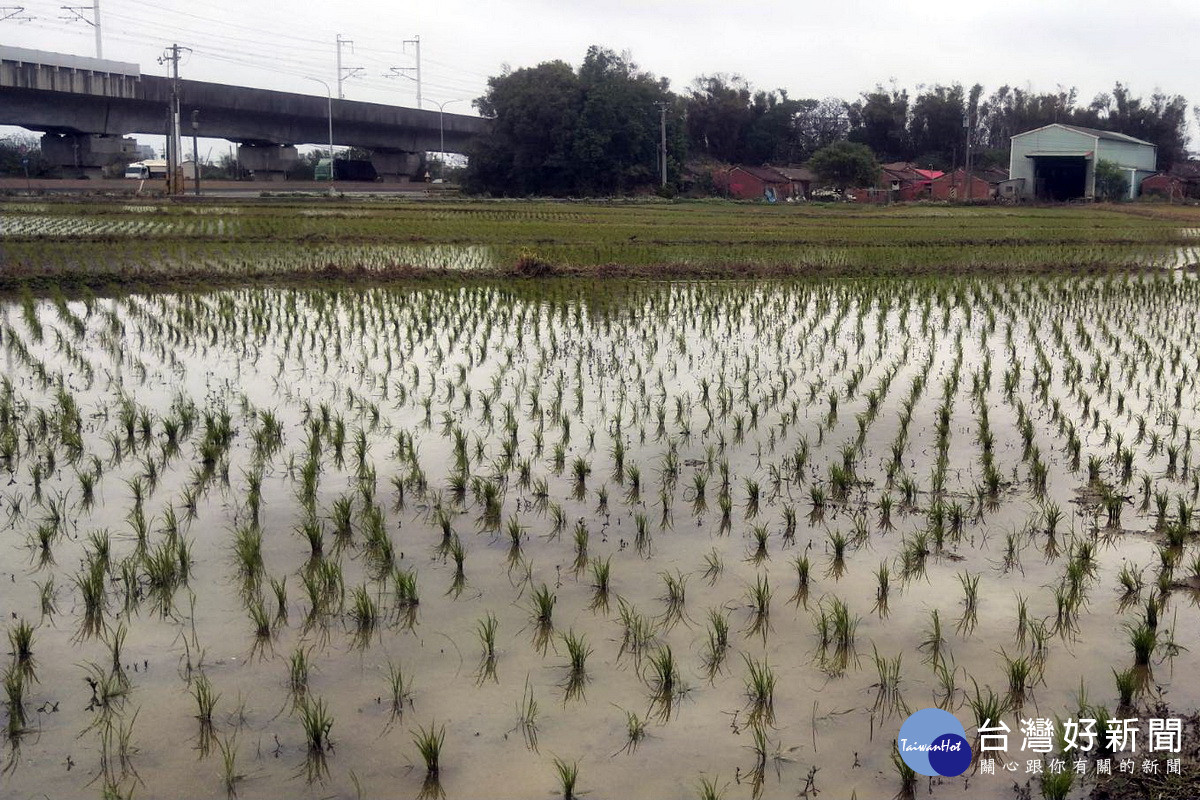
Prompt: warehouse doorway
<box><xmin>1031</xmin><ymin>155</ymin><xmax>1088</xmax><ymax>201</ymax></box>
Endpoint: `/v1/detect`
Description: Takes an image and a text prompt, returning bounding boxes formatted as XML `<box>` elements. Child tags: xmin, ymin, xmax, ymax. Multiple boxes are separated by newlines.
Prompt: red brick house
<box><xmin>930</xmin><ymin>169</ymin><xmax>1000</xmax><ymax>201</ymax></box>
<box><xmin>716</xmin><ymin>165</ymin><xmax>814</xmax><ymax>201</ymax></box>
<box><xmin>769</xmin><ymin>166</ymin><xmax>816</xmax><ymax>200</ymax></box>
<box><xmin>1141</xmin><ymin>162</ymin><xmax>1200</xmax><ymax>200</ymax></box>
<box><xmin>853</xmin><ymin>162</ymin><xmax>944</xmax><ymax>202</ymax></box>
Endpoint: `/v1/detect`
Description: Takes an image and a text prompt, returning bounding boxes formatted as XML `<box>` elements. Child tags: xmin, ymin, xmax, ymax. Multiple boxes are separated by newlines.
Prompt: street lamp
<box><xmin>306</xmin><ymin>76</ymin><xmax>336</xmax><ymax>194</ymax></box>
<box><xmin>433</xmin><ymin>99</ymin><xmax>461</xmax><ymax>176</ymax></box>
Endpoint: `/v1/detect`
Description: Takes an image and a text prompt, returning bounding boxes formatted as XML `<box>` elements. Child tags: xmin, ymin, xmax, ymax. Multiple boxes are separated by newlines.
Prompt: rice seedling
<box><xmin>701</xmin><ymin>548</ymin><xmax>723</xmax><ymax>586</ymax></box>
<box><xmin>932</xmin><ymin>655</ymin><xmax>959</xmax><ymax>710</ymax></box>
<box><xmin>1040</xmin><ymin>766</ymin><xmax>1073</xmax><ymax>800</ymax></box>
<box><xmin>646</xmin><ymin>644</ymin><xmax>683</xmax><ymax>720</ymax></box>
<box><xmin>745</xmin><ymin>573</ymin><xmax>771</xmax><ymax>640</ymax></box>
<box><xmin>4</xmin><ymin>665</ymin><xmax>27</xmax><ymax>738</ymax></box>
<box><xmin>571</xmin><ymin>520</ymin><xmax>589</xmax><ymax>574</ymax></box>
<box><xmin>551</xmin><ymin>756</ymin><xmax>579</xmax><ymax>800</ymax></box>
<box><xmin>659</xmin><ymin>569</ymin><xmax>687</xmax><ymax>628</ymax></box>
<box><xmin>288</xmin><ymin>648</ymin><xmax>310</xmax><ymax>701</ymax></box>
<box><xmin>1113</xmin><ymin>666</ymin><xmax>1138</xmax><ymax>709</ymax></box>
<box><xmin>515</xmin><ymin>678</ymin><xmax>539</xmax><ymax>751</ymax></box>
<box><xmin>232</xmin><ymin>524</ymin><xmax>263</xmax><ymax>586</ymax></box>
<box><xmin>384</xmin><ymin>661</ymin><xmax>412</xmax><ymax>726</ymax></box>
<box><xmin>476</xmin><ymin>613</ymin><xmax>499</xmax><ymax>683</ymax></box>
<box><xmin>703</xmin><ymin>608</ymin><xmax>730</xmax><ymax>678</ymax></box>
<box><xmin>349</xmin><ymin>585</ymin><xmax>379</xmax><ymax>644</ymax></box>
<box><xmin>956</xmin><ymin>571</ymin><xmax>980</xmax><ymax>635</ymax></box>
<box><xmin>696</xmin><ymin>774</ymin><xmax>727</xmax><ymax>800</ymax></box>
<box><xmin>825</xmin><ymin>529</ymin><xmax>848</xmax><ymax>579</ymax></box>
<box><xmin>530</xmin><ymin>584</ymin><xmax>556</xmax><ymax>653</ymax></box>
<box><xmin>742</xmin><ymin>654</ymin><xmax>776</xmax><ymax>726</ymax></box>
<box><xmin>216</xmin><ymin>732</ymin><xmax>242</xmax><ymax>798</ymax></box>
<box><xmin>873</xmin><ymin>561</ymin><xmax>890</xmax><ymax>617</ymax></box>
<box><xmin>559</xmin><ymin>630</ymin><xmax>591</xmax><ymax>701</ymax></box>
<box><xmin>447</xmin><ymin>535</ymin><xmax>467</xmax><ymax>597</ymax></box>
<box><xmin>1001</xmin><ymin>649</ymin><xmax>1037</xmax><ymax>707</ymax></box>
<box><xmin>966</xmin><ymin>679</ymin><xmax>1011</xmax><ymax>737</ymax></box>
<box><xmin>1128</xmin><ymin>622</ymin><xmax>1157</xmax><ymax>667</ymax></box>
<box><xmin>789</xmin><ymin>553</ymin><xmax>811</xmax><ymax>607</ymax></box>
<box><xmin>748</xmin><ymin>523</ymin><xmax>770</xmax><ymax>563</ymax></box>
<box><xmin>616</xmin><ymin>598</ymin><xmax>654</xmax><ymax>662</ymax></box>
<box><xmin>634</xmin><ymin>511</ymin><xmax>652</xmax><ymax>555</ymax></box>
<box><xmin>299</xmin><ymin>696</ymin><xmax>334</xmax><ymax>782</ymax></box>
<box><xmin>870</xmin><ymin>644</ymin><xmax>908</xmax><ymax>718</ymax></box>
<box><xmin>889</xmin><ymin>740</ymin><xmax>918</xmax><ymax>799</ymax></box>
<box><xmin>918</xmin><ymin>609</ymin><xmax>946</xmax><ymax>666</ymax></box>
<box><xmin>587</xmin><ymin>556</ymin><xmax>611</xmax><ymax>613</ymax></box>
<box><xmin>8</xmin><ymin>619</ymin><xmax>35</xmax><ymax>680</ymax></box>
<box><xmin>616</xmin><ymin>709</ymin><xmax>647</xmax><ymax>755</ymax></box>
<box><xmin>412</xmin><ymin>721</ymin><xmax>445</xmax><ymax>779</ymax></box>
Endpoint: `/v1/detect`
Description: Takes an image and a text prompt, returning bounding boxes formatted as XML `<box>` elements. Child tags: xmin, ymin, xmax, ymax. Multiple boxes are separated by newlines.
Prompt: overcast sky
<box><xmin>3</xmin><ymin>0</ymin><xmax>1199</xmax><ymax>149</ymax></box>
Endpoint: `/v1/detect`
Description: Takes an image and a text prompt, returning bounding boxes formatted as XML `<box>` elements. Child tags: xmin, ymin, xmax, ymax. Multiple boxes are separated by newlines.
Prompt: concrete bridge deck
<box><xmin>0</xmin><ymin>45</ymin><xmax>489</xmax><ymax>180</ymax></box>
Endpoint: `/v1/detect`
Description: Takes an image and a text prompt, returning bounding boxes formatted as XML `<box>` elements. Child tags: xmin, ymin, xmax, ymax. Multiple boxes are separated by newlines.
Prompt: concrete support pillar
<box><xmin>236</xmin><ymin>143</ymin><xmax>298</xmax><ymax>182</ymax></box>
<box><xmin>40</xmin><ymin>133</ymin><xmax>129</xmax><ymax>179</ymax></box>
<box><xmin>369</xmin><ymin>150</ymin><xmax>426</xmax><ymax>182</ymax></box>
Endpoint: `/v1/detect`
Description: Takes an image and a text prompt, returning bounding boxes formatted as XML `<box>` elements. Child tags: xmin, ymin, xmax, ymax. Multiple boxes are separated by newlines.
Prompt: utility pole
<box><xmin>158</xmin><ymin>43</ymin><xmax>187</xmax><ymax>194</ymax></box>
<box><xmin>404</xmin><ymin>36</ymin><xmax>421</xmax><ymax>108</ymax></box>
<box><xmin>655</xmin><ymin>101</ymin><xmax>668</xmax><ymax>187</ymax></box>
<box><xmin>963</xmin><ymin>110</ymin><xmax>973</xmax><ymax>201</ymax></box>
<box><xmin>335</xmin><ymin>34</ymin><xmax>360</xmax><ymax>100</ymax></box>
<box><xmin>92</xmin><ymin>0</ymin><xmax>100</xmax><ymax>58</ymax></box>
<box><xmin>191</xmin><ymin>109</ymin><xmax>201</xmax><ymax>196</ymax></box>
<box><xmin>59</xmin><ymin>1</ymin><xmax>102</xmax><ymax>57</ymax></box>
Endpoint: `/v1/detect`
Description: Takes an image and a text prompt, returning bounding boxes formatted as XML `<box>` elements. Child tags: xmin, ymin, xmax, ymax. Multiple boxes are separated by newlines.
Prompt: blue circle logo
<box><xmin>897</xmin><ymin>708</ymin><xmax>973</xmax><ymax>777</ymax></box>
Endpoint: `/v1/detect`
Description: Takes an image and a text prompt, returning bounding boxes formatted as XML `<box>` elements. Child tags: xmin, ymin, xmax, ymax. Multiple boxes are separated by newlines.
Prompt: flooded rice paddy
<box><xmin>3</xmin><ymin>274</ymin><xmax>1200</xmax><ymax>799</ymax></box>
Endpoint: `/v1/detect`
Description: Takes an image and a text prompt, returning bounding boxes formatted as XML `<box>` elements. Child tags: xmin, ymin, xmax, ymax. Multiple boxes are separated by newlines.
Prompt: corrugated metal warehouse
<box><xmin>1008</xmin><ymin>123</ymin><xmax>1157</xmax><ymax>201</ymax></box>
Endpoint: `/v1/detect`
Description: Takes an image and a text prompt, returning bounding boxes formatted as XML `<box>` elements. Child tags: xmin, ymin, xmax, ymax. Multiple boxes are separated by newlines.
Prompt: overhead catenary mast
<box><xmin>59</xmin><ymin>0</ymin><xmax>102</xmax><ymax>58</ymax></box>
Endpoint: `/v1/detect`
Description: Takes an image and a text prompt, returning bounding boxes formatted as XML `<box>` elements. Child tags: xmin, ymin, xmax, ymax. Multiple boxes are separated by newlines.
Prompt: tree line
<box><xmin>464</xmin><ymin>45</ymin><xmax>1194</xmax><ymax>196</ymax></box>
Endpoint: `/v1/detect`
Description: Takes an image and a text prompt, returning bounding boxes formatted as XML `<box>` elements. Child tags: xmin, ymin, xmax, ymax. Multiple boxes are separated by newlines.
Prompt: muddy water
<box><xmin>2</xmin><ymin>276</ymin><xmax>1200</xmax><ymax>800</ymax></box>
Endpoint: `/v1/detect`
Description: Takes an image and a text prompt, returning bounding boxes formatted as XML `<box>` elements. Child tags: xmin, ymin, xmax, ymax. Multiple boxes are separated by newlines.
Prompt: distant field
<box><xmin>1</xmin><ymin>199</ymin><xmax>1198</xmax><ymax>287</ymax></box>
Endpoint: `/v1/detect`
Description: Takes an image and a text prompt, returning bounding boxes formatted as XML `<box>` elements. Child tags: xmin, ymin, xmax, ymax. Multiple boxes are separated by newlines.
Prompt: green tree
<box><xmin>1094</xmin><ymin>159</ymin><xmax>1129</xmax><ymax>201</ymax></box>
<box><xmin>809</xmin><ymin>141</ymin><xmax>880</xmax><ymax>192</ymax></box>
<box><xmin>848</xmin><ymin>87</ymin><xmax>910</xmax><ymax>162</ymax></box>
<box><xmin>0</xmin><ymin>134</ymin><xmax>48</xmax><ymax>178</ymax></box>
<box><xmin>466</xmin><ymin>47</ymin><xmax>683</xmax><ymax>196</ymax></box>
<box><xmin>685</xmin><ymin>74</ymin><xmax>755</xmax><ymax>163</ymax></box>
